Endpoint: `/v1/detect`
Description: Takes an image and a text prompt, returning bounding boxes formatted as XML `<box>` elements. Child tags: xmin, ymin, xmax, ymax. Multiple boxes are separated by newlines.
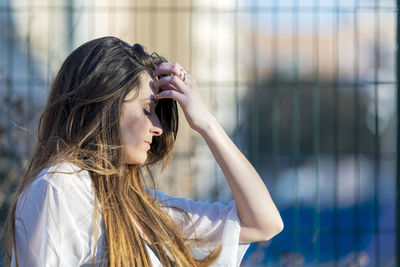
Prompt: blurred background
<box><xmin>0</xmin><ymin>0</ymin><xmax>397</xmax><ymax>266</ymax></box>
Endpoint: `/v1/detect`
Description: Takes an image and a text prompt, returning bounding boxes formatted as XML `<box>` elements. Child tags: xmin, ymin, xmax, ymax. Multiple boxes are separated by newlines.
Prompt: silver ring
<box><xmin>179</xmin><ymin>68</ymin><xmax>184</xmax><ymax>80</ymax></box>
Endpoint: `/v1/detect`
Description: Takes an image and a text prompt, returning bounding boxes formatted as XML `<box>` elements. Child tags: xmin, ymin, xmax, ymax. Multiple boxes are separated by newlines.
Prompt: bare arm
<box><xmin>198</xmin><ymin>116</ymin><xmax>283</xmax><ymax>243</ymax></box>
<box><xmin>153</xmin><ymin>62</ymin><xmax>284</xmax><ymax>243</ymax></box>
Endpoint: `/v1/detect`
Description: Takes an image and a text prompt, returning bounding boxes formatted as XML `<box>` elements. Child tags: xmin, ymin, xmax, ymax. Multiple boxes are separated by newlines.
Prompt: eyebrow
<box><xmin>143</xmin><ymin>95</ymin><xmax>158</xmax><ymax>105</ymax></box>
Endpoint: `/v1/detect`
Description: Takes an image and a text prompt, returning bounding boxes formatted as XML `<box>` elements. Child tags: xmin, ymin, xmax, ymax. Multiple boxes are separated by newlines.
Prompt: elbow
<box><xmin>276</xmin><ymin>218</ymin><xmax>284</xmax><ymax>234</ymax></box>
<box><xmin>273</xmin><ymin>218</ymin><xmax>284</xmax><ymax>237</ymax></box>
<box><xmin>264</xmin><ymin>218</ymin><xmax>284</xmax><ymax>241</ymax></box>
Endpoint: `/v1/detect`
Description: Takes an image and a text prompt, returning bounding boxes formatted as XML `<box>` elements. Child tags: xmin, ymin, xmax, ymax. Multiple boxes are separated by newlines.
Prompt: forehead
<box><xmin>138</xmin><ymin>72</ymin><xmax>158</xmax><ymax>98</ymax></box>
<box><xmin>124</xmin><ymin>71</ymin><xmax>158</xmax><ymax>101</ymax></box>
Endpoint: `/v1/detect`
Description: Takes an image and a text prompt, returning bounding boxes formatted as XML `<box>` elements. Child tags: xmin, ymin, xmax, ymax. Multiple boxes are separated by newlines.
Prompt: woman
<box><xmin>4</xmin><ymin>36</ymin><xmax>283</xmax><ymax>266</ymax></box>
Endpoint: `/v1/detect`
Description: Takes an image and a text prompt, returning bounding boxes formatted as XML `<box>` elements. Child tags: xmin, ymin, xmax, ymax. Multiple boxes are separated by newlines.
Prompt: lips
<box><xmin>144</xmin><ymin>141</ymin><xmax>152</xmax><ymax>149</ymax></box>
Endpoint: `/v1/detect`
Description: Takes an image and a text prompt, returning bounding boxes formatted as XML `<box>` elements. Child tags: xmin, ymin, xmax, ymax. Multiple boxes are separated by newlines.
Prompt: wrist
<box><xmin>196</xmin><ymin>114</ymin><xmax>220</xmax><ymax>138</ymax></box>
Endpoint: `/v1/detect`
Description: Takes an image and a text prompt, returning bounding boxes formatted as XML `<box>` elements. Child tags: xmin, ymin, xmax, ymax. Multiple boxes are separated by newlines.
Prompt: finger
<box><xmin>153</xmin><ymin>62</ymin><xmax>183</xmax><ymax>78</ymax></box>
<box><xmin>155</xmin><ymin>82</ymin><xmax>177</xmax><ymax>93</ymax></box>
<box><xmin>156</xmin><ymin>90</ymin><xmax>185</xmax><ymax>103</ymax></box>
<box><xmin>153</xmin><ymin>75</ymin><xmax>186</xmax><ymax>93</ymax></box>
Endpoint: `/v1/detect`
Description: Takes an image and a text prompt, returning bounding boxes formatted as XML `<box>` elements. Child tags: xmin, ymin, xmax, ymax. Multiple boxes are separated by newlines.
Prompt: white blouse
<box><xmin>12</xmin><ymin>162</ymin><xmax>250</xmax><ymax>266</ymax></box>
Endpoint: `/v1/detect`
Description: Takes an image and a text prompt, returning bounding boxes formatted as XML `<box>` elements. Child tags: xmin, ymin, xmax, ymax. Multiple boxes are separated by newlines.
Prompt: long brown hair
<box><xmin>4</xmin><ymin>36</ymin><xmax>221</xmax><ymax>266</ymax></box>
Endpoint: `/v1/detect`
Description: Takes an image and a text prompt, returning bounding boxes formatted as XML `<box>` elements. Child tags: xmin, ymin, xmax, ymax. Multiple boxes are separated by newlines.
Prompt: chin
<box><xmin>125</xmin><ymin>153</ymin><xmax>148</xmax><ymax>165</ymax></box>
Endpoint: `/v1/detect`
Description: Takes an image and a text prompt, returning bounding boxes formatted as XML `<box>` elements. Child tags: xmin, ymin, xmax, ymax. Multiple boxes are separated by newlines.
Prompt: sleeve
<box><xmin>13</xmin><ymin>170</ymin><xmax>94</xmax><ymax>267</ymax></box>
<box><xmin>148</xmin><ymin>189</ymin><xmax>250</xmax><ymax>267</ymax></box>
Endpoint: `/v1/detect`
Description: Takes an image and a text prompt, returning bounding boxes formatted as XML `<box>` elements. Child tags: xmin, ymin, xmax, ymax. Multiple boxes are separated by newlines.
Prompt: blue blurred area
<box><xmin>242</xmin><ymin>201</ymin><xmax>395</xmax><ymax>266</ymax></box>
<box><xmin>240</xmin><ymin>156</ymin><xmax>396</xmax><ymax>266</ymax></box>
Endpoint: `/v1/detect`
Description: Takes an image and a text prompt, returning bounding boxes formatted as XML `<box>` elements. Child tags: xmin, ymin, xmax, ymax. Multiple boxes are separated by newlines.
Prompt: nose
<box><xmin>150</xmin><ymin>116</ymin><xmax>163</xmax><ymax>136</ymax></box>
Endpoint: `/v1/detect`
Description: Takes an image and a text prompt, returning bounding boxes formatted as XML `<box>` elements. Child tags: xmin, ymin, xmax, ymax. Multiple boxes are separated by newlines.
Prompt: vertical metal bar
<box><xmin>67</xmin><ymin>0</ymin><xmax>74</xmax><ymax>53</ymax></box>
<box><xmin>110</xmin><ymin>0</ymin><xmax>115</xmax><ymax>39</ymax></box>
<box><xmin>5</xmin><ymin>0</ymin><xmax>14</xmax><ymax>155</ymax></box>
<box><xmin>333</xmin><ymin>0</ymin><xmax>340</xmax><ymax>265</ymax></box>
<box><xmin>88</xmin><ymin>0</ymin><xmax>92</xmax><ymax>40</ymax></box>
<box><xmin>26</xmin><ymin>0</ymin><xmax>32</xmax><ymax>155</ymax></box>
<box><xmin>312</xmin><ymin>1</ymin><xmax>320</xmax><ymax>265</ymax></box>
<box><xmin>249</xmin><ymin>3</ymin><xmax>259</xmax><ymax>165</ymax></box>
<box><xmin>149</xmin><ymin>0</ymin><xmax>156</xmax><ymax>49</ymax></box>
<box><xmin>396</xmin><ymin>0</ymin><xmax>400</xmax><ymax>264</ymax></box>
<box><xmin>210</xmin><ymin>3</ymin><xmax>216</xmax><ymax>112</ymax></box>
<box><xmin>272</xmin><ymin>0</ymin><xmax>280</xmax><ymax>182</ymax></box>
<box><xmin>47</xmin><ymin>0</ymin><xmax>53</xmax><ymax>87</ymax></box>
<box><xmin>353</xmin><ymin>0</ymin><xmax>361</xmax><ymax>262</ymax></box>
<box><xmin>397</xmin><ymin>0</ymin><xmax>400</xmax><ymax>265</ymax></box>
<box><xmin>374</xmin><ymin>0</ymin><xmax>381</xmax><ymax>266</ymax></box>
<box><xmin>188</xmin><ymin>0</ymin><xmax>193</xmax><ymax>73</ymax></box>
<box><xmin>234</xmin><ymin>0</ymin><xmax>239</xmax><ymax>132</ymax></box>
<box><xmin>271</xmin><ymin>2</ymin><xmax>279</xmax><ymax>262</ymax></box>
<box><xmin>91</xmin><ymin>0</ymin><xmax>95</xmax><ymax>40</ymax></box>
<box><xmin>133</xmin><ymin>0</ymin><xmax>137</xmax><ymax>41</ymax></box>
<box><xmin>292</xmin><ymin>0</ymin><xmax>301</xmax><ymax>254</ymax></box>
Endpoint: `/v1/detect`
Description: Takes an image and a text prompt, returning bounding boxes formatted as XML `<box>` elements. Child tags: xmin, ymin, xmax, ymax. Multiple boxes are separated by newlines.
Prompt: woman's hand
<box><xmin>152</xmin><ymin>62</ymin><xmax>214</xmax><ymax>133</ymax></box>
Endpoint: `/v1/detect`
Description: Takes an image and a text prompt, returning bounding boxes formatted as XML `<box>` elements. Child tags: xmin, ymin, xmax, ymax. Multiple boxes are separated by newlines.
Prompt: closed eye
<box><xmin>143</xmin><ymin>109</ymin><xmax>151</xmax><ymax>117</ymax></box>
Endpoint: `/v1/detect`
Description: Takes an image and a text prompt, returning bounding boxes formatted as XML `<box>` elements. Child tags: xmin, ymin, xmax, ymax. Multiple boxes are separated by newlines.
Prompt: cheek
<box><xmin>121</xmin><ymin>122</ymin><xmax>136</xmax><ymax>146</ymax></box>
<box><xmin>121</xmin><ymin>120</ymin><xmax>149</xmax><ymax>164</ymax></box>
<box><xmin>120</xmin><ymin>114</ymin><xmax>146</xmax><ymax>146</ymax></box>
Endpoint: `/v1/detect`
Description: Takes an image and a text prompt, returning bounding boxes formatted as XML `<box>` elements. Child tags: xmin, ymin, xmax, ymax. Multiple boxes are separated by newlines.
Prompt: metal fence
<box><xmin>241</xmin><ymin>1</ymin><xmax>397</xmax><ymax>266</ymax></box>
<box><xmin>0</xmin><ymin>0</ymin><xmax>397</xmax><ymax>266</ymax></box>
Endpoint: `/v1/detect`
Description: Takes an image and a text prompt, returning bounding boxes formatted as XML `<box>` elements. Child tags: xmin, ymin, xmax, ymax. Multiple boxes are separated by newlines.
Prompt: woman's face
<box><xmin>120</xmin><ymin>71</ymin><xmax>163</xmax><ymax>165</ymax></box>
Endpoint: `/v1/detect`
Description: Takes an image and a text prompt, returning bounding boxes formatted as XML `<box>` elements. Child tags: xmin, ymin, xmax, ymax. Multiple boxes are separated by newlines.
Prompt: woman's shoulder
<box><xmin>22</xmin><ymin>161</ymin><xmax>95</xmax><ymax>208</ymax></box>
<box><xmin>32</xmin><ymin>161</ymin><xmax>92</xmax><ymax>192</ymax></box>
<box><xmin>16</xmin><ymin>161</ymin><xmax>97</xmax><ymax>225</ymax></box>
<box><xmin>15</xmin><ymin>162</ymin><xmax>105</xmax><ymax>266</ymax></box>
